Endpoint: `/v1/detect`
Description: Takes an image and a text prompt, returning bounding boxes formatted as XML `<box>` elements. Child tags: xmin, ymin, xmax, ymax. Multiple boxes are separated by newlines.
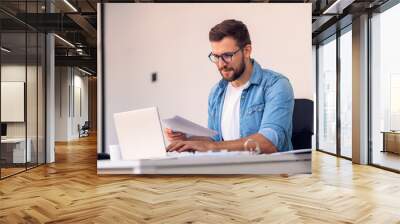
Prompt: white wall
<box><xmin>55</xmin><ymin>67</ymin><xmax>69</xmax><ymax>141</ymax></box>
<box><xmin>102</xmin><ymin>3</ymin><xmax>312</xmax><ymax>151</ymax></box>
<box><xmin>1</xmin><ymin>65</ymin><xmax>38</xmax><ymax>138</ymax></box>
<box><xmin>55</xmin><ymin>67</ymin><xmax>89</xmax><ymax>141</ymax></box>
<box><xmin>1</xmin><ymin>67</ymin><xmax>25</xmax><ymax>123</ymax></box>
<box><xmin>72</xmin><ymin>73</ymin><xmax>89</xmax><ymax>138</ymax></box>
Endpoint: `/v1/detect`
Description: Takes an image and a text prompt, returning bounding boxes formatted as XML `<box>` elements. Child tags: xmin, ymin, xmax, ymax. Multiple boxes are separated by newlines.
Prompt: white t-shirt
<box><xmin>221</xmin><ymin>81</ymin><xmax>250</xmax><ymax>141</ymax></box>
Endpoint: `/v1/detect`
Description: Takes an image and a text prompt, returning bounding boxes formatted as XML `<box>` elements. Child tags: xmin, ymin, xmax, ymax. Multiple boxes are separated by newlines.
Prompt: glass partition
<box><xmin>0</xmin><ymin>1</ymin><xmax>46</xmax><ymax>179</ymax></box>
<box><xmin>0</xmin><ymin>31</ymin><xmax>28</xmax><ymax>177</ymax></box>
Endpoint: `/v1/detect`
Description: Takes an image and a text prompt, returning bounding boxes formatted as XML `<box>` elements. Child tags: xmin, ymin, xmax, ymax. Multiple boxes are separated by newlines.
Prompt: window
<box><xmin>318</xmin><ymin>36</ymin><xmax>337</xmax><ymax>154</ymax></box>
<box><xmin>370</xmin><ymin>2</ymin><xmax>400</xmax><ymax>171</ymax></box>
<box><xmin>339</xmin><ymin>28</ymin><xmax>352</xmax><ymax>158</ymax></box>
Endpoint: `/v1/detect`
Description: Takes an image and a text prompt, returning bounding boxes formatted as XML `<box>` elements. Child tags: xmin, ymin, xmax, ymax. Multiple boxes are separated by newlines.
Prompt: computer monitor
<box><xmin>1</xmin><ymin>123</ymin><xmax>7</xmax><ymax>137</ymax></box>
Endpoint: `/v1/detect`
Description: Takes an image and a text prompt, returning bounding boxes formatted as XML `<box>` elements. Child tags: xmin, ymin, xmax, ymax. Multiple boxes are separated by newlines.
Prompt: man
<box><xmin>166</xmin><ymin>19</ymin><xmax>294</xmax><ymax>154</ymax></box>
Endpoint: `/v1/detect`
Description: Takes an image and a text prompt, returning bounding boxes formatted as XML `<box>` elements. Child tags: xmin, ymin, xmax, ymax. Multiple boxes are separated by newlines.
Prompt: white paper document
<box><xmin>162</xmin><ymin>116</ymin><xmax>218</xmax><ymax>137</ymax></box>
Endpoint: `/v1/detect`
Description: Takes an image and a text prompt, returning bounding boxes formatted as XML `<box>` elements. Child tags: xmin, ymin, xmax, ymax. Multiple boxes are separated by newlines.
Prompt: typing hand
<box><xmin>166</xmin><ymin>140</ymin><xmax>215</xmax><ymax>153</ymax></box>
<box><xmin>164</xmin><ymin>128</ymin><xmax>187</xmax><ymax>142</ymax></box>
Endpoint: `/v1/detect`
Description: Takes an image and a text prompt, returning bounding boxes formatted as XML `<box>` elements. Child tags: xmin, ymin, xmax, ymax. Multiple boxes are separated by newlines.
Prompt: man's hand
<box><xmin>167</xmin><ymin>140</ymin><xmax>216</xmax><ymax>152</ymax></box>
<box><xmin>164</xmin><ymin>128</ymin><xmax>187</xmax><ymax>142</ymax></box>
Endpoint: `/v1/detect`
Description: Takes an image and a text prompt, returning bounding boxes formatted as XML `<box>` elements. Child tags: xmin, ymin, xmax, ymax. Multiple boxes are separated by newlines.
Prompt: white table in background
<box><xmin>1</xmin><ymin>138</ymin><xmax>32</xmax><ymax>163</ymax></box>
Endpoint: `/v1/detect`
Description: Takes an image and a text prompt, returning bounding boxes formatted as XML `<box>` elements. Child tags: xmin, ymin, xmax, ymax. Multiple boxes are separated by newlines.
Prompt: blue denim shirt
<box><xmin>208</xmin><ymin>59</ymin><xmax>294</xmax><ymax>152</ymax></box>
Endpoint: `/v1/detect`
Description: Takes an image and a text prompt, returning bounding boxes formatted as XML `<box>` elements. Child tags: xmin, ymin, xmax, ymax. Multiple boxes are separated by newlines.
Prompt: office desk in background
<box><xmin>382</xmin><ymin>131</ymin><xmax>400</xmax><ymax>155</ymax></box>
<box><xmin>1</xmin><ymin>138</ymin><xmax>32</xmax><ymax>164</ymax></box>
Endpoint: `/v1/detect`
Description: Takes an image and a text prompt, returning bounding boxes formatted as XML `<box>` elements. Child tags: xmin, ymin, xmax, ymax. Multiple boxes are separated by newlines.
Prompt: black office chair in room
<box><xmin>291</xmin><ymin>99</ymin><xmax>314</xmax><ymax>150</ymax></box>
<box><xmin>79</xmin><ymin>121</ymin><xmax>90</xmax><ymax>138</ymax></box>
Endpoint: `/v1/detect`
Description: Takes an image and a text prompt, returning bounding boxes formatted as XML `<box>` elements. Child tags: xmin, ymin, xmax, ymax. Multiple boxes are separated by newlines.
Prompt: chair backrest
<box><xmin>82</xmin><ymin>121</ymin><xmax>90</xmax><ymax>129</ymax></box>
<box><xmin>292</xmin><ymin>99</ymin><xmax>314</xmax><ymax>150</ymax></box>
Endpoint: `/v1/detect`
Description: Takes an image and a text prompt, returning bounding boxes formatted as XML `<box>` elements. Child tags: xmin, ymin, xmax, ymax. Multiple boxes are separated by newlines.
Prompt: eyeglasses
<box><xmin>208</xmin><ymin>48</ymin><xmax>242</xmax><ymax>64</ymax></box>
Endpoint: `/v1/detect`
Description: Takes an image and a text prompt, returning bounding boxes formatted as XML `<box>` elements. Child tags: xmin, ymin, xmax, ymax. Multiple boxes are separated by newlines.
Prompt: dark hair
<box><xmin>209</xmin><ymin>19</ymin><xmax>251</xmax><ymax>48</ymax></box>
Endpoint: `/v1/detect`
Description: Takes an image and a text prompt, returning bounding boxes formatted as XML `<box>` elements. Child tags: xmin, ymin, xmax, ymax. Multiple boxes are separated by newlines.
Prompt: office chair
<box><xmin>79</xmin><ymin>121</ymin><xmax>90</xmax><ymax>138</ymax></box>
<box><xmin>291</xmin><ymin>99</ymin><xmax>314</xmax><ymax>150</ymax></box>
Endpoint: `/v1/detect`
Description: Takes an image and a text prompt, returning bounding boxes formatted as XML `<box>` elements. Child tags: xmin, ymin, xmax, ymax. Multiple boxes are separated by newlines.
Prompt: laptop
<box><xmin>113</xmin><ymin>107</ymin><xmax>260</xmax><ymax>161</ymax></box>
<box><xmin>113</xmin><ymin>107</ymin><xmax>167</xmax><ymax>160</ymax></box>
<box><xmin>106</xmin><ymin>107</ymin><xmax>312</xmax><ymax>174</ymax></box>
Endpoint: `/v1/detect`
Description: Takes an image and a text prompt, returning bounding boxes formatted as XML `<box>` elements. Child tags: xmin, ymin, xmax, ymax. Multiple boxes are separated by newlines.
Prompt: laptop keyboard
<box><xmin>166</xmin><ymin>150</ymin><xmax>256</xmax><ymax>158</ymax></box>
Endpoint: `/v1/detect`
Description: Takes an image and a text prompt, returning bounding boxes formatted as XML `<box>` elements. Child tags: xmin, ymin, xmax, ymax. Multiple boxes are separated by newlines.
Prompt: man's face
<box><xmin>210</xmin><ymin>37</ymin><xmax>246</xmax><ymax>82</ymax></box>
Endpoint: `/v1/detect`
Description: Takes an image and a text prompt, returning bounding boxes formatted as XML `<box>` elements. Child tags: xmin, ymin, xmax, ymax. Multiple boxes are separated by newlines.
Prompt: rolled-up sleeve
<box><xmin>258</xmin><ymin>78</ymin><xmax>294</xmax><ymax>152</ymax></box>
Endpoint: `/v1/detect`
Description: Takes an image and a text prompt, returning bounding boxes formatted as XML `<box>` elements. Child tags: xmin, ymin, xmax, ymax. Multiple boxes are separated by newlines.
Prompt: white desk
<box><xmin>1</xmin><ymin>138</ymin><xmax>32</xmax><ymax>163</ymax></box>
<box><xmin>97</xmin><ymin>149</ymin><xmax>312</xmax><ymax>175</ymax></box>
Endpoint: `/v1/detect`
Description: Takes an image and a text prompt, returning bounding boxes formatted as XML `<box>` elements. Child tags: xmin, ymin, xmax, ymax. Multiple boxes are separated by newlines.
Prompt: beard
<box><xmin>219</xmin><ymin>57</ymin><xmax>246</xmax><ymax>82</ymax></box>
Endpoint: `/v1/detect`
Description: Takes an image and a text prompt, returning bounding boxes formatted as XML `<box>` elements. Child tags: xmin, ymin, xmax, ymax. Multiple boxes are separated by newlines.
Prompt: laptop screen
<box><xmin>113</xmin><ymin>107</ymin><xmax>167</xmax><ymax>160</ymax></box>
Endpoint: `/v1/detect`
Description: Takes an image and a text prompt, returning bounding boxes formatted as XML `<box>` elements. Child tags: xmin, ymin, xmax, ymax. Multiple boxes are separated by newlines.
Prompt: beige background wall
<box><xmin>102</xmin><ymin>3</ymin><xmax>312</xmax><ymax>150</ymax></box>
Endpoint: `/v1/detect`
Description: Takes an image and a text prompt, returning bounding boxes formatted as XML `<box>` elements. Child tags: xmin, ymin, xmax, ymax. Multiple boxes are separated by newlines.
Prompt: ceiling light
<box><xmin>54</xmin><ymin>34</ymin><xmax>75</xmax><ymax>48</ymax></box>
<box><xmin>63</xmin><ymin>0</ymin><xmax>78</xmax><ymax>12</ymax></box>
<box><xmin>1</xmin><ymin>47</ymin><xmax>11</xmax><ymax>53</ymax></box>
<box><xmin>78</xmin><ymin>67</ymin><xmax>93</xmax><ymax>76</ymax></box>
<box><xmin>323</xmin><ymin>0</ymin><xmax>355</xmax><ymax>14</ymax></box>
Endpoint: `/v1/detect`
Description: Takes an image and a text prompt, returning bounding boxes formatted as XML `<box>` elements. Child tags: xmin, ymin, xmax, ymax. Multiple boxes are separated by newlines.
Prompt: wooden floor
<box><xmin>1</xmin><ymin>167</ymin><xmax>26</xmax><ymax>178</ymax></box>
<box><xmin>1</xmin><ymin>135</ymin><xmax>400</xmax><ymax>223</ymax></box>
<box><xmin>1</xmin><ymin>163</ymin><xmax>44</xmax><ymax>178</ymax></box>
<box><xmin>372</xmin><ymin>151</ymin><xmax>400</xmax><ymax>171</ymax></box>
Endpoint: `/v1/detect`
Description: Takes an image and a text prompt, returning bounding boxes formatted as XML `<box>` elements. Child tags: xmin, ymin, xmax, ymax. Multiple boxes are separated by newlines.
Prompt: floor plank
<box><xmin>0</xmin><ymin>135</ymin><xmax>400</xmax><ymax>223</ymax></box>
<box><xmin>372</xmin><ymin>151</ymin><xmax>400</xmax><ymax>171</ymax></box>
